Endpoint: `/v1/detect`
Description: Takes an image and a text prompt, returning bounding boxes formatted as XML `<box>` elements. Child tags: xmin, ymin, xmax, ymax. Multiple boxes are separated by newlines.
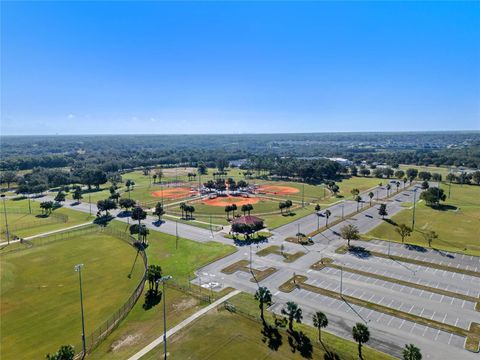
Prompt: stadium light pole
<box><xmin>1</xmin><ymin>195</ymin><xmax>10</xmax><ymax>244</ymax></box>
<box><xmin>411</xmin><ymin>188</ymin><xmax>417</xmax><ymax>230</ymax></box>
<box><xmin>157</xmin><ymin>275</ymin><xmax>173</xmax><ymax>360</ymax></box>
<box><xmin>74</xmin><ymin>264</ymin><xmax>86</xmax><ymax>358</ymax></box>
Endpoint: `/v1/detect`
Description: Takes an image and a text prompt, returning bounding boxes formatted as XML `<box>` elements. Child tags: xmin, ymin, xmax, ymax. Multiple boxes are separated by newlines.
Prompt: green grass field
<box><xmin>1</xmin><ymin>199</ymin><xmax>94</xmax><ymax>240</ymax></box>
<box><xmin>87</xmin><ymin>220</ymin><xmax>237</xmax><ymax>359</ymax></box>
<box><xmin>398</xmin><ymin>164</ymin><xmax>454</xmax><ymax>179</ymax></box>
<box><xmin>0</xmin><ymin>231</ymin><xmax>145</xmax><ymax>359</ymax></box>
<box><xmin>141</xmin><ymin>292</ymin><xmax>395</xmax><ymax>360</ymax></box>
<box><xmin>367</xmin><ymin>183</ymin><xmax>480</xmax><ymax>255</ymax></box>
<box><xmin>334</xmin><ymin>176</ymin><xmax>382</xmax><ymax>199</ymax></box>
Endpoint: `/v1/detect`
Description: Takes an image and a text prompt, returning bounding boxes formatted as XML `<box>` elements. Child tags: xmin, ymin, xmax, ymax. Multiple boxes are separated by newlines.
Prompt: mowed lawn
<box><xmin>141</xmin><ymin>292</ymin><xmax>395</xmax><ymax>360</ymax></box>
<box><xmin>0</xmin><ymin>232</ymin><xmax>144</xmax><ymax>359</ymax></box>
<box><xmin>334</xmin><ymin>176</ymin><xmax>383</xmax><ymax>200</ymax></box>
<box><xmin>88</xmin><ymin>221</ymin><xmax>237</xmax><ymax>359</ymax></box>
<box><xmin>367</xmin><ymin>184</ymin><xmax>480</xmax><ymax>255</ymax></box>
<box><xmin>1</xmin><ymin>199</ymin><xmax>94</xmax><ymax>240</ymax></box>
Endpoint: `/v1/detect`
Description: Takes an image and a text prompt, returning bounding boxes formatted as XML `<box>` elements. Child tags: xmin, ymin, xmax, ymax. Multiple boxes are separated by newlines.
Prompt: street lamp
<box><xmin>411</xmin><ymin>188</ymin><xmax>418</xmax><ymax>230</ymax></box>
<box><xmin>157</xmin><ymin>275</ymin><xmax>173</xmax><ymax>360</ymax></box>
<box><xmin>74</xmin><ymin>264</ymin><xmax>86</xmax><ymax>358</ymax></box>
<box><xmin>1</xmin><ymin>194</ymin><xmax>10</xmax><ymax>244</ymax></box>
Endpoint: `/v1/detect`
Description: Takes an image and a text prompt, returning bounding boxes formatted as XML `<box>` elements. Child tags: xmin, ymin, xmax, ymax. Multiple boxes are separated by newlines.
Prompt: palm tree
<box><xmin>356</xmin><ymin>195</ymin><xmax>362</xmax><ymax>211</ymax></box>
<box><xmin>312</xmin><ymin>311</ymin><xmax>328</xmax><ymax>342</ymax></box>
<box><xmin>325</xmin><ymin>209</ymin><xmax>331</xmax><ymax>227</ymax></box>
<box><xmin>153</xmin><ymin>202</ymin><xmax>164</xmax><ymax>222</ymax></box>
<box><xmin>225</xmin><ymin>205</ymin><xmax>232</xmax><ymax>220</ymax></box>
<box><xmin>231</xmin><ymin>203</ymin><xmax>237</xmax><ymax>218</ymax></box>
<box><xmin>131</xmin><ymin>206</ymin><xmax>147</xmax><ymax>230</ymax></box>
<box><xmin>379</xmin><ymin>203</ymin><xmax>388</xmax><ymax>219</ymax></box>
<box><xmin>241</xmin><ymin>204</ymin><xmax>248</xmax><ymax>216</ymax></box>
<box><xmin>254</xmin><ymin>286</ymin><xmax>272</xmax><ymax>323</ymax></box>
<box><xmin>340</xmin><ymin>224</ymin><xmax>360</xmax><ymax>247</ymax></box>
<box><xmin>281</xmin><ymin>301</ymin><xmax>303</xmax><ymax>332</ymax></box>
<box><xmin>315</xmin><ymin>204</ymin><xmax>321</xmax><ymax>213</ymax></box>
<box><xmin>279</xmin><ymin>202</ymin><xmax>286</xmax><ymax>215</ymax></box>
<box><xmin>386</xmin><ymin>184</ymin><xmax>391</xmax><ymax>196</ymax></box>
<box><xmin>396</xmin><ymin>181</ymin><xmax>400</xmax><ymax>192</ymax></box>
<box><xmin>368</xmin><ymin>192</ymin><xmax>374</xmax><ymax>206</ymax></box>
<box><xmin>403</xmin><ymin>177</ymin><xmax>408</xmax><ymax>188</ymax></box>
<box><xmin>179</xmin><ymin>202</ymin><xmax>186</xmax><ymax>219</ymax></box>
<box><xmin>352</xmin><ymin>323</ymin><xmax>370</xmax><ymax>360</ymax></box>
<box><xmin>403</xmin><ymin>343</ymin><xmax>422</xmax><ymax>360</ymax></box>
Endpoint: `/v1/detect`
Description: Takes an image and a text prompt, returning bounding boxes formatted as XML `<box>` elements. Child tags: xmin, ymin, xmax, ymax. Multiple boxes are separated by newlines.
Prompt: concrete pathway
<box><xmin>127</xmin><ymin>289</ymin><xmax>241</xmax><ymax>360</ymax></box>
<box><xmin>0</xmin><ymin>221</ymin><xmax>93</xmax><ymax>246</ymax></box>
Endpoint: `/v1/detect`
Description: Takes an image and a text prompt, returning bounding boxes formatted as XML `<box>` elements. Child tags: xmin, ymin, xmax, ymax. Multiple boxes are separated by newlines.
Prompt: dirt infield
<box><xmin>151</xmin><ymin>187</ymin><xmax>197</xmax><ymax>199</ymax></box>
<box><xmin>201</xmin><ymin>196</ymin><xmax>260</xmax><ymax>207</ymax></box>
<box><xmin>257</xmin><ymin>185</ymin><xmax>299</xmax><ymax>196</ymax></box>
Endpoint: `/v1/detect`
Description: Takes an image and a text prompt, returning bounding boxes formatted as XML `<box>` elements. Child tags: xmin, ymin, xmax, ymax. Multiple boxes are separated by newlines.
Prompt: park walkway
<box><xmin>0</xmin><ymin>221</ymin><xmax>93</xmax><ymax>246</ymax></box>
<box><xmin>127</xmin><ymin>289</ymin><xmax>241</xmax><ymax>360</ymax></box>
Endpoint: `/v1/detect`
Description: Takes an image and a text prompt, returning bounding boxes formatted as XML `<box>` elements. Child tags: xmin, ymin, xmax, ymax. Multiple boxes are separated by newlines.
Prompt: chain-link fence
<box><xmin>1</xmin><ymin>209</ymin><xmax>69</xmax><ymax>237</ymax></box>
<box><xmin>0</xmin><ymin>222</ymin><xmax>148</xmax><ymax>359</ymax></box>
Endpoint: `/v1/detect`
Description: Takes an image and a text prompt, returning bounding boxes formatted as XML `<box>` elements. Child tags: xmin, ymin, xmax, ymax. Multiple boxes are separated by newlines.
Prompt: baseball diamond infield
<box><xmin>151</xmin><ymin>187</ymin><xmax>198</xmax><ymax>199</ymax></box>
<box><xmin>256</xmin><ymin>185</ymin><xmax>300</xmax><ymax>195</ymax></box>
<box><xmin>201</xmin><ymin>196</ymin><xmax>260</xmax><ymax>207</ymax></box>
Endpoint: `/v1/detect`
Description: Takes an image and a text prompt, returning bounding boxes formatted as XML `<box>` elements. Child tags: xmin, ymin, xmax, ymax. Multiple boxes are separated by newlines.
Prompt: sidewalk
<box><xmin>127</xmin><ymin>289</ymin><xmax>241</xmax><ymax>360</ymax></box>
<box><xmin>0</xmin><ymin>222</ymin><xmax>92</xmax><ymax>246</ymax></box>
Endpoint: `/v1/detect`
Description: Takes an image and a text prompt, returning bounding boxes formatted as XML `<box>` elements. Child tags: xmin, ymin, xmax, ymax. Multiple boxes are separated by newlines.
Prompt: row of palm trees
<box><xmin>254</xmin><ymin>286</ymin><xmax>422</xmax><ymax>360</ymax></box>
<box><xmin>179</xmin><ymin>203</ymin><xmax>195</xmax><ymax>219</ymax></box>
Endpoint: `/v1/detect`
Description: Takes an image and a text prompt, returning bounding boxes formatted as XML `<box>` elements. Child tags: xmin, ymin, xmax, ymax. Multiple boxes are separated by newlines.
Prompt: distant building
<box><xmin>229</xmin><ymin>159</ymin><xmax>248</xmax><ymax>167</ymax></box>
<box><xmin>328</xmin><ymin>157</ymin><xmax>353</xmax><ymax>166</ymax></box>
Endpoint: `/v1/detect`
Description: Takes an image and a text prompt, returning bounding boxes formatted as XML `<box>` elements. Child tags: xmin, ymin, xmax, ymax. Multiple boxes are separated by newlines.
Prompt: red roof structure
<box><xmin>231</xmin><ymin>215</ymin><xmax>264</xmax><ymax>225</ymax></box>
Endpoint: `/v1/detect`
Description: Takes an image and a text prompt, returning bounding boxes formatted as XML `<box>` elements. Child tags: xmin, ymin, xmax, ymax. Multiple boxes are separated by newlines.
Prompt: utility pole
<box><xmin>89</xmin><ymin>194</ymin><xmax>92</xmax><ymax>216</ymax></box>
<box><xmin>74</xmin><ymin>264</ymin><xmax>86</xmax><ymax>359</ymax></box>
<box><xmin>317</xmin><ymin>214</ymin><xmax>320</xmax><ymax>230</ymax></box>
<box><xmin>302</xmin><ymin>182</ymin><xmax>305</xmax><ymax>208</ymax></box>
<box><xmin>249</xmin><ymin>245</ymin><xmax>253</xmax><ymax>273</ymax></box>
<box><xmin>1</xmin><ymin>195</ymin><xmax>10</xmax><ymax>244</ymax></box>
<box><xmin>341</xmin><ymin>201</ymin><xmax>344</xmax><ymax>220</ymax></box>
<box><xmin>412</xmin><ymin>188</ymin><xmax>417</xmax><ymax>230</ymax></box>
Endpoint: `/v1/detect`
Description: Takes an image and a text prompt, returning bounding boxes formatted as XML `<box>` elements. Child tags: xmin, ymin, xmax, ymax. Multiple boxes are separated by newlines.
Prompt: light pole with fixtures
<box><xmin>157</xmin><ymin>275</ymin><xmax>172</xmax><ymax>360</ymax></box>
<box><xmin>1</xmin><ymin>195</ymin><xmax>10</xmax><ymax>244</ymax></box>
<box><xmin>74</xmin><ymin>264</ymin><xmax>86</xmax><ymax>358</ymax></box>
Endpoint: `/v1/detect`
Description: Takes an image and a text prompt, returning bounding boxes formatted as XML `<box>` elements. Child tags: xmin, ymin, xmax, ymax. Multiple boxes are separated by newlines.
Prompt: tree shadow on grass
<box><xmin>405</xmin><ymin>244</ymin><xmax>427</xmax><ymax>253</ymax></box>
<box><xmin>432</xmin><ymin>204</ymin><xmax>458</xmax><ymax>212</ymax></box>
<box><xmin>287</xmin><ymin>329</ymin><xmax>313</xmax><ymax>358</ymax></box>
<box><xmin>143</xmin><ymin>289</ymin><xmax>162</xmax><ymax>310</ymax></box>
<box><xmin>384</xmin><ymin>218</ymin><xmax>398</xmax><ymax>226</ymax></box>
<box><xmin>93</xmin><ymin>215</ymin><xmax>114</xmax><ymax>226</ymax></box>
<box><xmin>261</xmin><ymin>322</ymin><xmax>283</xmax><ymax>351</ymax></box>
<box><xmin>324</xmin><ymin>350</ymin><xmax>340</xmax><ymax>360</ymax></box>
<box><xmin>348</xmin><ymin>246</ymin><xmax>372</xmax><ymax>259</ymax></box>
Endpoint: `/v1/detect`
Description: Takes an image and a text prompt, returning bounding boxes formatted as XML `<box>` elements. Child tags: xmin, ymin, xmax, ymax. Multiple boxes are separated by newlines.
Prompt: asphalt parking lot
<box><xmin>193</xmin><ymin>182</ymin><xmax>479</xmax><ymax>359</ymax></box>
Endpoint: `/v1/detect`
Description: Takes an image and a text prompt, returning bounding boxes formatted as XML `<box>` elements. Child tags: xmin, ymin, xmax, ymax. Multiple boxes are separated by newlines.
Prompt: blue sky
<box><xmin>1</xmin><ymin>1</ymin><xmax>479</xmax><ymax>135</ymax></box>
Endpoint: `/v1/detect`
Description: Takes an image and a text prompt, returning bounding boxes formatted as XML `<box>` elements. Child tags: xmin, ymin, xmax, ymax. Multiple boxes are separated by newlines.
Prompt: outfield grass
<box><xmin>0</xmin><ymin>232</ymin><xmax>144</xmax><ymax>359</ymax></box>
<box><xmin>367</xmin><ymin>184</ymin><xmax>480</xmax><ymax>255</ymax></box>
<box><xmin>88</xmin><ymin>220</ymin><xmax>237</xmax><ymax>359</ymax></box>
<box><xmin>1</xmin><ymin>199</ymin><xmax>94</xmax><ymax>240</ymax></box>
